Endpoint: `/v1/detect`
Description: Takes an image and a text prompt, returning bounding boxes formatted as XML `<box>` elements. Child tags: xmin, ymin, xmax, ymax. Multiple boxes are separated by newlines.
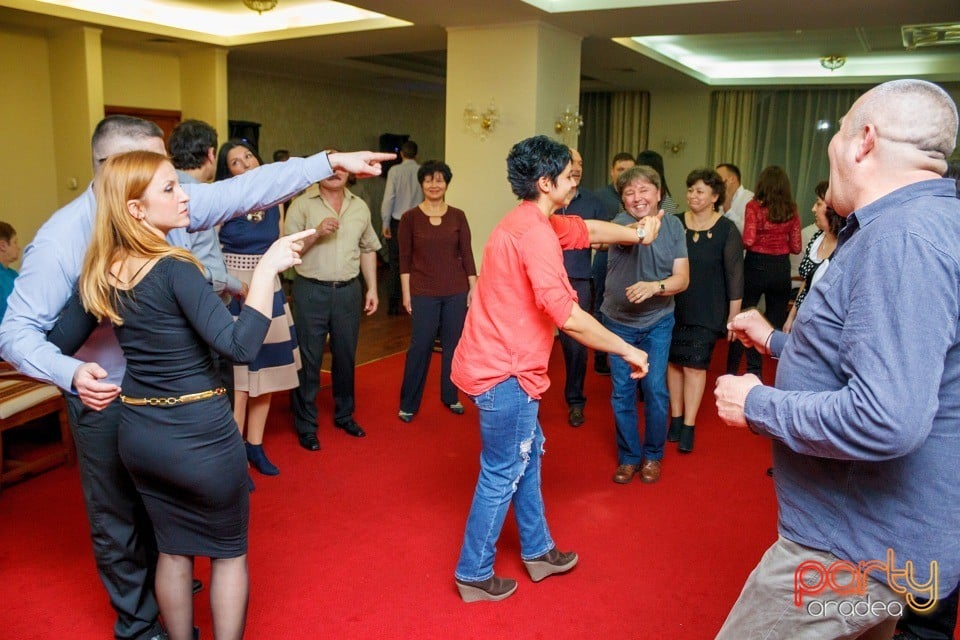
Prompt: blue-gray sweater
<box><xmin>746</xmin><ymin>178</ymin><xmax>960</xmax><ymax>596</ymax></box>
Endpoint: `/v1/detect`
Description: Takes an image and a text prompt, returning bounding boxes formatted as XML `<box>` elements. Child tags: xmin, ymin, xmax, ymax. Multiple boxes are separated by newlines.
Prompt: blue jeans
<box><xmin>455</xmin><ymin>377</ymin><xmax>554</xmax><ymax>582</ymax></box>
<box><xmin>604</xmin><ymin>313</ymin><xmax>674</xmax><ymax>464</ymax></box>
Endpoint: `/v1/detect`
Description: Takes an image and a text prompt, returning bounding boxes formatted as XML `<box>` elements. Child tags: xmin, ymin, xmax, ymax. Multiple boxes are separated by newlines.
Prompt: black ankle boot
<box><xmin>678</xmin><ymin>425</ymin><xmax>695</xmax><ymax>453</ymax></box>
<box><xmin>245</xmin><ymin>442</ymin><xmax>280</xmax><ymax>476</ymax></box>
<box><xmin>667</xmin><ymin>417</ymin><xmax>682</xmax><ymax>442</ymax></box>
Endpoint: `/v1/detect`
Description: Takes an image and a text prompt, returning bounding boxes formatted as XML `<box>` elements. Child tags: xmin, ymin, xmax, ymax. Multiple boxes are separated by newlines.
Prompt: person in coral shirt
<box><xmin>451</xmin><ymin>135</ymin><xmax>660</xmax><ymax>603</ymax></box>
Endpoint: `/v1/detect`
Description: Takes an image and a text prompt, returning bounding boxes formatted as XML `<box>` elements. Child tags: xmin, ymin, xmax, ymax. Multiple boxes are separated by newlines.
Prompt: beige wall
<box><xmin>648</xmin><ymin>87</ymin><xmax>713</xmax><ymax>202</ymax></box>
<box><xmin>226</xmin><ymin>69</ymin><xmax>445</xmax><ymax>162</ymax></box>
<box><xmin>0</xmin><ymin>27</ymin><xmax>59</xmax><ymax>266</ymax></box>
<box><xmin>102</xmin><ymin>43</ymin><xmax>181</xmax><ymax>110</ymax></box>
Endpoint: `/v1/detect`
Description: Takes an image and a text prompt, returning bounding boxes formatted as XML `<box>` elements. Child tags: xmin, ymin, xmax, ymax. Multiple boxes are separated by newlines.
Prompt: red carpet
<box><xmin>0</xmin><ymin>344</ymin><xmax>780</xmax><ymax>639</ymax></box>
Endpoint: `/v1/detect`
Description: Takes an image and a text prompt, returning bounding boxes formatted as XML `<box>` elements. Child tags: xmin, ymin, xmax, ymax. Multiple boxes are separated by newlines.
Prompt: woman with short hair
<box><xmin>397</xmin><ymin>160</ymin><xmax>477</xmax><ymax>422</ymax></box>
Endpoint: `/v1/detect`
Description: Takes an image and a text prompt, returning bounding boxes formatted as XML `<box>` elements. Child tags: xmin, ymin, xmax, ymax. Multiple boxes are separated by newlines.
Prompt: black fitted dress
<box><xmin>55</xmin><ymin>257</ymin><xmax>270</xmax><ymax>558</ymax></box>
<box><xmin>670</xmin><ymin>214</ymin><xmax>744</xmax><ymax>369</ymax></box>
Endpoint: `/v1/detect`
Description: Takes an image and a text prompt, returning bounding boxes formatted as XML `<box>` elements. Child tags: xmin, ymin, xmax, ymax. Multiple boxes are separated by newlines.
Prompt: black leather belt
<box><xmin>306</xmin><ymin>277</ymin><xmax>357</xmax><ymax>288</ymax></box>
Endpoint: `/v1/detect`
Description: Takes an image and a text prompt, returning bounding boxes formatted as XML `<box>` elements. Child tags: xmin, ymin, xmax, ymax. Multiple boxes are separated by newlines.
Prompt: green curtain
<box><xmin>579</xmin><ymin>90</ymin><xmax>649</xmax><ymax>191</ymax></box>
<box><xmin>710</xmin><ymin>88</ymin><xmax>864</xmax><ymax>226</ymax></box>
<box><xmin>709</xmin><ymin>90</ymin><xmax>757</xmax><ymax>189</ymax></box>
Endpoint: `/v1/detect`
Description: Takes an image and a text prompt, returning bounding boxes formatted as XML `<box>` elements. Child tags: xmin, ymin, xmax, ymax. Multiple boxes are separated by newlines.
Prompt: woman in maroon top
<box><xmin>726</xmin><ymin>165</ymin><xmax>801</xmax><ymax>378</ymax></box>
<box><xmin>397</xmin><ymin>160</ymin><xmax>478</xmax><ymax>422</ymax></box>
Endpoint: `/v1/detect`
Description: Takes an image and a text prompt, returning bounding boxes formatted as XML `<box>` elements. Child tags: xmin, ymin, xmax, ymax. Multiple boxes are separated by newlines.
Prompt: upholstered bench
<box><xmin>0</xmin><ymin>371</ymin><xmax>73</xmax><ymax>491</ymax></box>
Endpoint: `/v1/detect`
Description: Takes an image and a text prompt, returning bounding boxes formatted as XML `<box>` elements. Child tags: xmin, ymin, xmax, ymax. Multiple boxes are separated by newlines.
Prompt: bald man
<box><xmin>714</xmin><ymin>79</ymin><xmax>960</xmax><ymax>639</ymax></box>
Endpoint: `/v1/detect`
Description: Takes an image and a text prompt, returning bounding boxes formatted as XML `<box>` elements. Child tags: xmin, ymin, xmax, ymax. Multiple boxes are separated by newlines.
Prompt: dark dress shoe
<box><xmin>298</xmin><ymin>432</ymin><xmax>320</xmax><ymax>451</ymax></box>
<box><xmin>678</xmin><ymin>425</ymin><xmax>695</xmax><ymax>453</ymax></box>
<box><xmin>568</xmin><ymin>406</ymin><xmax>585</xmax><ymax>427</ymax></box>
<box><xmin>192</xmin><ymin>578</ymin><xmax>203</xmax><ymax>595</ymax></box>
<box><xmin>245</xmin><ymin>442</ymin><xmax>280</xmax><ymax>475</ymax></box>
<box><xmin>335</xmin><ymin>419</ymin><xmax>366</xmax><ymax>438</ymax></box>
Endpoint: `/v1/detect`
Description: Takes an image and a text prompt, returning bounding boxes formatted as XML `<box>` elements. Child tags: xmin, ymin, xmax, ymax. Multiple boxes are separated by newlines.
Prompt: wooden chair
<box><xmin>0</xmin><ymin>365</ymin><xmax>73</xmax><ymax>492</ymax></box>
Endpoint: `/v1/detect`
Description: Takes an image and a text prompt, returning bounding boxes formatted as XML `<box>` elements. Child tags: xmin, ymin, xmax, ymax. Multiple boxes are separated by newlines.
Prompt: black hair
<box><xmin>215</xmin><ymin>139</ymin><xmax>264</xmax><ymax>182</ymax></box>
<box><xmin>814</xmin><ymin>180</ymin><xmax>845</xmax><ymax>236</ymax></box>
<box><xmin>417</xmin><ymin>160</ymin><xmax>452</xmax><ymax>185</ymax></box>
<box><xmin>401</xmin><ymin>140</ymin><xmax>418</xmax><ymax>158</ymax></box>
<box><xmin>611</xmin><ymin>152</ymin><xmax>634</xmax><ymax>166</ymax></box>
<box><xmin>686</xmin><ymin>168</ymin><xmax>726</xmax><ymax>212</ymax></box>
<box><xmin>716</xmin><ymin>163</ymin><xmax>742</xmax><ymax>182</ymax></box>
<box><xmin>168</xmin><ymin>119</ymin><xmax>217</xmax><ymax>171</ymax></box>
<box><xmin>506</xmin><ymin>136</ymin><xmax>571</xmax><ymax>201</ymax></box>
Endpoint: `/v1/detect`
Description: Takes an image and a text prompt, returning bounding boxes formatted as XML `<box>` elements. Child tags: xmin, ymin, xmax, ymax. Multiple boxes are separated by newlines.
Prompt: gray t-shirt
<box><xmin>601</xmin><ymin>212</ymin><xmax>687</xmax><ymax>329</ymax></box>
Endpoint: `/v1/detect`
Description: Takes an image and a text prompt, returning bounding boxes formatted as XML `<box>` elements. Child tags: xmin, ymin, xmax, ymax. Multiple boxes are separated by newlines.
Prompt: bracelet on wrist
<box><xmin>763</xmin><ymin>329</ymin><xmax>775</xmax><ymax>355</ymax></box>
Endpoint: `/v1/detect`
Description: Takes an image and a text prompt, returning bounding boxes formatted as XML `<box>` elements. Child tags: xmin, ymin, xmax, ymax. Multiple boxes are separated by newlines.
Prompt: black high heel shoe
<box><xmin>245</xmin><ymin>442</ymin><xmax>280</xmax><ymax>476</ymax></box>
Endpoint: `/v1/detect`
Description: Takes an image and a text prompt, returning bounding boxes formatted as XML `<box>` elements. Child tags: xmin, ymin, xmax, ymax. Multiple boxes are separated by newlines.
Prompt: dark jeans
<box><xmin>558</xmin><ymin>277</ymin><xmax>592</xmax><ymax>408</ymax></box>
<box><xmin>727</xmin><ymin>251</ymin><xmax>792</xmax><ymax>377</ymax></box>
<box><xmin>291</xmin><ymin>276</ymin><xmax>362</xmax><ymax>432</ymax></box>
<box><xmin>899</xmin><ymin>585</ymin><xmax>959</xmax><ymax>640</ymax></box>
<box><xmin>65</xmin><ymin>395</ymin><xmax>163</xmax><ymax>640</ymax></box>
<box><xmin>386</xmin><ymin>218</ymin><xmax>402</xmax><ymax>312</ymax></box>
<box><xmin>399</xmin><ymin>292</ymin><xmax>468</xmax><ymax>413</ymax></box>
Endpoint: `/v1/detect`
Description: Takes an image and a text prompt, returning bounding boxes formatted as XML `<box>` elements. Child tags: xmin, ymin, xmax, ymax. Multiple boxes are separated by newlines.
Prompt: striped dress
<box><xmin>219</xmin><ymin>205</ymin><xmax>301</xmax><ymax>397</ymax></box>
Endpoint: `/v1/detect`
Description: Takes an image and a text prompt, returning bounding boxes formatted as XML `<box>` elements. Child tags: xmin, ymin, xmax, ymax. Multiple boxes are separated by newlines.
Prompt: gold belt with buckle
<box><xmin>120</xmin><ymin>387</ymin><xmax>227</xmax><ymax>407</ymax></box>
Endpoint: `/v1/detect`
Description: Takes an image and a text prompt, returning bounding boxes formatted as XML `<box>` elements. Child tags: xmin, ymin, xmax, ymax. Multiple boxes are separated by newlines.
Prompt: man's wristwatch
<box><xmin>636</xmin><ymin>226</ymin><xmax>646</xmax><ymax>240</ymax></box>
<box><xmin>658</xmin><ymin>280</ymin><xmax>666</xmax><ymax>293</ymax></box>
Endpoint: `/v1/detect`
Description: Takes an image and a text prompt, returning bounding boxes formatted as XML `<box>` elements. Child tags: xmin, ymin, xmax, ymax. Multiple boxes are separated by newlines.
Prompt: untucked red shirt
<box><xmin>451</xmin><ymin>201</ymin><xmax>590</xmax><ymax>399</ymax></box>
<box><xmin>742</xmin><ymin>199</ymin><xmax>802</xmax><ymax>255</ymax></box>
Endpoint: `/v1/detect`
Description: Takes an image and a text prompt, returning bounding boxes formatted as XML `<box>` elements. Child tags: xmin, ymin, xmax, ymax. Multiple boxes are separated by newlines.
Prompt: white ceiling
<box><xmin>1</xmin><ymin>0</ymin><xmax>958</xmax><ymax>95</ymax></box>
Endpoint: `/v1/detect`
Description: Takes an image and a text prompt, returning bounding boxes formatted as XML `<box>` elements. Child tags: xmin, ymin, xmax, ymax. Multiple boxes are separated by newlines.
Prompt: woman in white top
<box><xmin>783</xmin><ymin>180</ymin><xmax>844</xmax><ymax>333</ymax></box>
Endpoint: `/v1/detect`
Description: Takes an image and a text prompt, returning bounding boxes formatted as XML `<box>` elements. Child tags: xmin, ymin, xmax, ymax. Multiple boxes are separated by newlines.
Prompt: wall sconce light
<box><xmin>663</xmin><ymin>138</ymin><xmax>686</xmax><ymax>155</ymax></box>
<box><xmin>554</xmin><ymin>105</ymin><xmax>583</xmax><ymax>142</ymax></box>
<box><xmin>819</xmin><ymin>55</ymin><xmax>846</xmax><ymax>71</ymax></box>
<box><xmin>463</xmin><ymin>100</ymin><xmax>500</xmax><ymax>141</ymax></box>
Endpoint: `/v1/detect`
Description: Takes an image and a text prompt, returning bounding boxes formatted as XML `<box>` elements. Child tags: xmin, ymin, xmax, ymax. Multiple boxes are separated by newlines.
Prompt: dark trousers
<box><xmin>727</xmin><ymin>252</ymin><xmax>792</xmax><ymax>376</ymax></box>
<box><xmin>899</xmin><ymin>585</ymin><xmax>959</xmax><ymax>640</ymax></box>
<box><xmin>592</xmin><ymin>250</ymin><xmax>609</xmax><ymax>365</ymax></box>
<box><xmin>386</xmin><ymin>218</ymin><xmax>402</xmax><ymax>312</ymax></box>
<box><xmin>291</xmin><ymin>276</ymin><xmax>362</xmax><ymax>433</ymax></box>
<box><xmin>558</xmin><ymin>277</ymin><xmax>592</xmax><ymax>408</ymax></box>
<box><xmin>65</xmin><ymin>396</ymin><xmax>162</xmax><ymax>640</ymax></box>
<box><xmin>399</xmin><ymin>292</ymin><xmax>468</xmax><ymax>413</ymax></box>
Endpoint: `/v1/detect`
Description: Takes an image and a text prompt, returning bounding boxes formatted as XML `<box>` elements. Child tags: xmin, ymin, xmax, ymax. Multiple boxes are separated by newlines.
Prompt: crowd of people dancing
<box><xmin>1</xmin><ymin>77</ymin><xmax>958</xmax><ymax>640</ymax></box>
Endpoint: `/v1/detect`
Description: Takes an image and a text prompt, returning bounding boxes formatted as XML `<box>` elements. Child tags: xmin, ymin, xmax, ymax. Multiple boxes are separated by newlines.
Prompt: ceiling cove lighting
<box><xmin>30</xmin><ymin>0</ymin><xmax>409</xmax><ymax>39</ymax></box>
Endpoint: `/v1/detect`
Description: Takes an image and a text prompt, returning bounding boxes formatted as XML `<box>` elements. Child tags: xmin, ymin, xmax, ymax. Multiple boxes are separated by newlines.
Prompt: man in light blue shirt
<box><xmin>380</xmin><ymin>139</ymin><xmax>420</xmax><ymax>315</ymax></box>
<box><xmin>715</xmin><ymin>80</ymin><xmax>960</xmax><ymax>639</ymax></box>
<box><xmin>0</xmin><ymin>114</ymin><xmax>391</xmax><ymax>640</ymax></box>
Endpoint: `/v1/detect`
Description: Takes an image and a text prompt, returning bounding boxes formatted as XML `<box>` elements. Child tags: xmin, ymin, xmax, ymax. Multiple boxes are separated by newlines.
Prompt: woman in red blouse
<box><xmin>397</xmin><ymin>160</ymin><xmax>477</xmax><ymax>422</ymax></box>
<box><xmin>726</xmin><ymin>165</ymin><xmax>801</xmax><ymax>379</ymax></box>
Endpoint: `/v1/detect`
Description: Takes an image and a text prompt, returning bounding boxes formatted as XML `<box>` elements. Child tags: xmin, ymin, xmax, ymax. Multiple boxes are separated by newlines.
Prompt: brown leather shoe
<box><xmin>640</xmin><ymin>459</ymin><xmax>661</xmax><ymax>483</ymax></box>
<box><xmin>612</xmin><ymin>463</ymin><xmax>639</xmax><ymax>484</ymax></box>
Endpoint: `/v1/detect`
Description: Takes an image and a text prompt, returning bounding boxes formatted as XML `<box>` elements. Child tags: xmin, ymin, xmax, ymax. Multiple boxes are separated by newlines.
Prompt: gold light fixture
<box><xmin>820</xmin><ymin>55</ymin><xmax>846</xmax><ymax>72</ymax></box>
<box><xmin>463</xmin><ymin>100</ymin><xmax>500</xmax><ymax>141</ymax></box>
<box><xmin>243</xmin><ymin>0</ymin><xmax>278</xmax><ymax>14</ymax></box>
<box><xmin>663</xmin><ymin>138</ymin><xmax>685</xmax><ymax>155</ymax></box>
<box><xmin>554</xmin><ymin>105</ymin><xmax>583</xmax><ymax>143</ymax></box>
